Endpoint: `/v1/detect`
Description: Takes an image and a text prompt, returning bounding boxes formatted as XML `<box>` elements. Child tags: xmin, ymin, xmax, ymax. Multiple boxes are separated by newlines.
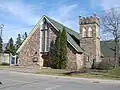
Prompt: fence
<box><xmin>0</xmin><ymin>53</ymin><xmax>10</xmax><ymax>64</ymax></box>
<box><xmin>0</xmin><ymin>53</ymin><xmax>18</xmax><ymax>66</ymax></box>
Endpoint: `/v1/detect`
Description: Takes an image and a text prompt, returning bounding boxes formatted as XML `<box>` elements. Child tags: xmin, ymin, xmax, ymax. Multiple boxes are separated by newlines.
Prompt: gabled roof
<box><xmin>45</xmin><ymin>16</ymin><xmax>80</xmax><ymax>40</ymax></box>
<box><xmin>45</xmin><ymin>16</ymin><xmax>82</xmax><ymax>53</ymax></box>
<box><xmin>17</xmin><ymin>15</ymin><xmax>83</xmax><ymax>53</ymax></box>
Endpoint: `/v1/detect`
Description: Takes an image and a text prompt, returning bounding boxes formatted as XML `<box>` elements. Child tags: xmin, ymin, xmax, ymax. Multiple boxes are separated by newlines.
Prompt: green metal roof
<box><xmin>45</xmin><ymin>15</ymin><xmax>83</xmax><ymax>53</ymax></box>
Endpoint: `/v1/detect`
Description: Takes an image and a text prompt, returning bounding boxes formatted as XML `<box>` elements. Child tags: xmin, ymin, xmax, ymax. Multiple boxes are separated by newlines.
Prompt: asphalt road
<box><xmin>0</xmin><ymin>70</ymin><xmax>120</xmax><ymax>90</ymax></box>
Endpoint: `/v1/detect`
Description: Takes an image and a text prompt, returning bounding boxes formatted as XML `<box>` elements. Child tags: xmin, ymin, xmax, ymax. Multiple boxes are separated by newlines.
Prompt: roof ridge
<box><xmin>45</xmin><ymin>15</ymin><xmax>79</xmax><ymax>35</ymax></box>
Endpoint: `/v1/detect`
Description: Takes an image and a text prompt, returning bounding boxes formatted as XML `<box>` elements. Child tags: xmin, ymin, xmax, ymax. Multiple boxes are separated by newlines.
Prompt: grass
<box><xmin>35</xmin><ymin>68</ymin><xmax>120</xmax><ymax>80</ymax></box>
<box><xmin>0</xmin><ymin>65</ymin><xmax>120</xmax><ymax>80</ymax></box>
<box><xmin>0</xmin><ymin>65</ymin><xmax>11</xmax><ymax>70</ymax></box>
<box><xmin>35</xmin><ymin>68</ymin><xmax>68</xmax><ymax>76</ymax></box>
<box><xmin>71</xmin><ymin>73</ymin><xmax>120</xmax><ymax>80</ymax></box>
<box><xmin>108</xmin><ymin>67</ymin><xmax>120</xmax><ymax>76</ymax></box>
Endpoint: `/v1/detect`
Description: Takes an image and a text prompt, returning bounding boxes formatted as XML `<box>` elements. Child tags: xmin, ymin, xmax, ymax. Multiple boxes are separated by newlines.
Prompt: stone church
<box><xmin>17</xmin><ymin>14</ymin><xmax>102</xmax><ymax>70</ymax></box>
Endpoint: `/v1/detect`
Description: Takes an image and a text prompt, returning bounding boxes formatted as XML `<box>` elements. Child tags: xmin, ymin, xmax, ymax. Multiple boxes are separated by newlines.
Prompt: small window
<box><xmin>86</xmin><ymin>56</ymin><xmax>89</xmax><ymax>62</ymax></box>
<box><xmin>96</xmin><ymin>27</ymin><xmax>99</xmax><ymax>38</ymax></box>
<box><xmin>35</xmin><ymin>52</ymin><xmax>37</xmax><ymax>55</ymax></box>
<box><xmin>82</xmin><ymin>28</ymin><xmax>86</xmax><ymax>37</ymax></box>
<box><xmin>88</xmin><ymin>27</ymin><xmax>92</xmax><ymax>37</ymax></box>
<box><xmin>32</xmin><ymin>57</ymin><xmax>38</xmax><ymax>62</ymax></box>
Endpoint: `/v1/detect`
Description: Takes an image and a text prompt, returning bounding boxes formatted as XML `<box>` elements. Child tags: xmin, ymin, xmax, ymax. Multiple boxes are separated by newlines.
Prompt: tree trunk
<box><xmin>114</xmin><ymin>39</ymin><xmax>119</xmax><ymax>68</ymax></box>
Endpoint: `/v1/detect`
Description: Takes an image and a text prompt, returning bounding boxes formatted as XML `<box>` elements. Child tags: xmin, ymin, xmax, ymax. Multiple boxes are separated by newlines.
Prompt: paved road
<box><xmin>0</xmin><ymin>70</ymin><xmax>120</xmax><ymax>90</ymax></box>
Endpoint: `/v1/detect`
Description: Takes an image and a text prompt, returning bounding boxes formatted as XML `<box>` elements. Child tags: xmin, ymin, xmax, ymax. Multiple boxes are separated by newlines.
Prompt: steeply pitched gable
<box><xmin>17</xmin><ymin>15</ymin><xmax>83</xmax><ymax>53</ymax></box>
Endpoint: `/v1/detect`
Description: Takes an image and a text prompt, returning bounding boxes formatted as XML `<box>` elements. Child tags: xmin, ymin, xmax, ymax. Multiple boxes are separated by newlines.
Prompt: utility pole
<box><xmin>0</xmin><ymin>24</ymin><xmax>4</xmax><ymax>63</ymax></box>
<box><xmin>0</xmin><ymin>24</ymin><xmax>3</xmax><ymax>84</ymax></box>
<box><xmin>0</xmin><ymin>24</ymin><xmax>4</xmax><ymax>38</ymax></box>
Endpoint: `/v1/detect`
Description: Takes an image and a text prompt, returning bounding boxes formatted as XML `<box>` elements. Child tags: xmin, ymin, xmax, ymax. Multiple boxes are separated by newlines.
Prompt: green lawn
<box><xmin>71</xmin><ymin>73</ymin><xmax>120</xmax><ymax>80</ymax></box>
<box><xmin>0</xmin><ymin>65</ymin><xmax>120</xmax><ymax>80</ymax></box>
<box><xmin>0</xmin><ymin>65</ymin><xmax>11</xmax><ymax>70</ymax></box>
<box><xmin>35</xmin><ymin>68</ymin><xmax>68</xmax><ymax>76</ymax></box>
<box><xmin>35</xmin><ymin>68</ymin><xmax>120</xmax><ymax>80</ymax></box>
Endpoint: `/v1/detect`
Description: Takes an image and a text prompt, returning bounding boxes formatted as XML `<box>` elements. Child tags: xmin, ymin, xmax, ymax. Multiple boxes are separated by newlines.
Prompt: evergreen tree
<box><xmin>50</xmin><ymin>28</ymin><xmax>67</xmax><ymax>69</ymax></box>
<box><xmin>55</xmin><ymin>30</ymin><xmax>61</xmax><ymax>69</ymax></box>
<box><xmin>24</xmin><ymin>32</ymin><xmax>27</xmax><ymax>39</ymax></box>
<box><xmin>49</xmin><ymin>30</ymin><xmax>61</xmax><ymax>69</ymax></box>
<box><xmin>0</xmin><ymin>37</ymin><xmax>3</xmax><ymax>53</ymax></box>
<box><xmin>60</xmin><ymin>28</ymin><xmax>67</xmax><ymax>69</ymax></box>
<box><xmin>5</xmin><ymin>38</ymin><xmax>16</xmax><ymax>55</ymax></box>
<box><xmin>22</xmin><ymin>32</ymin><xmax>27</xmax><ymax>41</ymax></box>
<box><xmin>15</xmin><ymin>34</ymin><xmax>22</xmax><ymax>50</ymax></box>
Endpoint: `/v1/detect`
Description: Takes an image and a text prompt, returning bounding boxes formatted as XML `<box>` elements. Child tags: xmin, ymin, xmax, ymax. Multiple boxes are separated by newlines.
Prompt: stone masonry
<box><xmin>18</xmin><ymin>15</ymin><xmax>101</xmax><ymax>70</ymax></box>
<box><xmin>43</xmin><ymin>23</ymin><xmax>81</xmax><ymax>70</ymax></box>
<box><xmin>19</xmin><ymin>27</ymin><xmax>40</xmax><ymax>68</ymax></box>
<box><xmin>79</xmin><ymin>14</ymin><xmax>101</xmax><ymax>68</ymax></box>
<box><xmin>18</xmin><ymin>20</ymin><xmax>82</xmax><ymax>70</ymax></box>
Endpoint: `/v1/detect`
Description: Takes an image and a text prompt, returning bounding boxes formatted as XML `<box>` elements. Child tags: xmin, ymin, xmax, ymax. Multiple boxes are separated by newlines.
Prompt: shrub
<box><xmin>0</xmin><ymin>62</ymin><xmax>9</xmax><ymax>66</ymax></box>
<box><xmin>95</xmin><ymin>60</ymin><xmax>111</xmax><ymax>70</ymax></box>
<box><xmin>109</xmin><ymin>68</ymin><xmax>120</xmax><ymax>76</ymax></box>
<box><xmin>63</xmin><ymin>68</ymin><xmax>88</xmax><ymax>76</ymax></box>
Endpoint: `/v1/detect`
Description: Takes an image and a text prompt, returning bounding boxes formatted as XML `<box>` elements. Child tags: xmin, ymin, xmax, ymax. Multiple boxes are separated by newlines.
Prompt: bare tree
<box><xmin>101</xmin><ymin>8</ymin><xmax>120</xmax><ymax>68</ymax></box>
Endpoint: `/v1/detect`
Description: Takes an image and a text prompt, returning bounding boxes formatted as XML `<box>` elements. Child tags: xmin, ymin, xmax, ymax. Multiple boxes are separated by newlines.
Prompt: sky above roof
<box><xmin>0</xmin><ymin>0</ymin><xmax>119</xmax><ymax>43</ymax></box>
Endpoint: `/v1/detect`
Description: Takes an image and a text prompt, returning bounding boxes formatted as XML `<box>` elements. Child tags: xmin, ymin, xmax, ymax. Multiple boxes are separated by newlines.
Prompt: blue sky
<box><xmin>0</xmin><ymin>0</ymin><xmax>120</xmax><ymax>43</ymax></box>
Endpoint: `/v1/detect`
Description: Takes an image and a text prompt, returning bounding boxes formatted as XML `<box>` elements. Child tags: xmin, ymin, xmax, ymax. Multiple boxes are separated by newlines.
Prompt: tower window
<box><xmin>82</xmin><ymin>28</ymin><xmax>86</xmax><ymax>37</ymax></box>
<box><xmin>41</xmin><ymin>30</ymin><xmax>45</xmax><ymax>52</ymax></box>
<box><xmin>96</xmin><ymin>27</ymin><xmax>99</xmax><ymax>38</ymax></box>
<box><xmin>88</xmin><ymin>27</ymin><xmax>92</xmax><ymax>37</ymax></box>
<box><xmin>87</xmin><ymin>56</ymin><xmax>89</xmax><ymax>62</ymax></box>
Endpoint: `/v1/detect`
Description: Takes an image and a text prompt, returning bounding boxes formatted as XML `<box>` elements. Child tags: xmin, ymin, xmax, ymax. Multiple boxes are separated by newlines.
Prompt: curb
<box><xmin>8</xmin><ymin>71</ymin><xmax>120</xmax><ymax>85</ymax></box>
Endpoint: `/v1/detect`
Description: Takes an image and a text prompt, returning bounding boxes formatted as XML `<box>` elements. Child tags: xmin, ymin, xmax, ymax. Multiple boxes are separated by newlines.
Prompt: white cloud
<box><xmin>0</xmin><ymin>1</ymin><xmax>87</xmax><ymax>42</ymax></box>
<box><xmin>99</xmin><ymin>0</ymin><xmax>120</xmax><ymax>40</ymax></box>
<box><xmin>0</xmin><ymin>0</ymin><xmax>41</xmax><ymax>25</ymax></box>
<box><xmin>100</xmin><ymin>0</ymin><xmax>120</xmax><ymax>10</ymax></box>
<box><xmin>59</xmin><ymin>4</ymin><xmax>78</xmax><ymax>18</ymax></box>
<box><xmin>48</xmin><ymin>4</ymin><xmax>87</xmax><ymax>31</ymax></box>
<box><xmin>0</xmin><ymin>1</ymin><xmax>85</xmax><ymax>31</ymax></box>
<box><xmin>0</xmin><ymin>0</ymin><xmax>41</xmax><ymax>42</ymax></box>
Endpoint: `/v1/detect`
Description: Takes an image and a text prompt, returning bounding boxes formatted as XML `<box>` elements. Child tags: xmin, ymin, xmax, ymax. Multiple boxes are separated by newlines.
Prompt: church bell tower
<box><xmin>79</xmin><ymin>14</ymin><xmax>101</xmax><ymax>68</ymax></box>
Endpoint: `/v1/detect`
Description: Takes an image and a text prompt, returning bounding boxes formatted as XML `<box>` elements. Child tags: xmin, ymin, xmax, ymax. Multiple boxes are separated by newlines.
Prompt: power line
<box><xmin>4</xmin><ymin>25</ymin><xmax>35</xmax><ymax>31</ymax></box>
<box><xmin>2</xmin><ymin>6</ymin><xmax>120</xmax><ymax>31</ymax></box>
<box><xmin>0</xmin><ymin>24</ymin><xmax>4</xmax><ymax>37</ymax></box>
<box><xmin>80</xmin><ymin>6</ymin><xmax>120</xmax><ymax>16</ymax></box>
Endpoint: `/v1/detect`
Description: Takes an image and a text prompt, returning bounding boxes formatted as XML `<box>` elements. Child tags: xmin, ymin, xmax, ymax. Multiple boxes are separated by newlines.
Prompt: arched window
<box><xmin>82</xmin><ymin>28</ymin><xmax>86</xmax><ymax>37</ymax></box>
<box><xmin>88</xmin><ymin>27</ymin><xmax>92</xmax><ymax>37</ymax></box>
<box><xmin>40</xmin><ymin>18</ymin><xmax>49</xmax><ymax>52</ymax></box>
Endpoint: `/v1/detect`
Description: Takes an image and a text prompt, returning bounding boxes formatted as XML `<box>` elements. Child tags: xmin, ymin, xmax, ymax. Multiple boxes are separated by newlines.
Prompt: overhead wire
<box><xmin>1</xmin><ymin>6</ymin><xmax>120</xmax><ymax>31</ymax></box>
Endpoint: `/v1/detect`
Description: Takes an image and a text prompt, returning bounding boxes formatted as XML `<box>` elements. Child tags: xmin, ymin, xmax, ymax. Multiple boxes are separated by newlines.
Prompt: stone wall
<box><xmin>19</xmin><ymin>27</ymin><xmax>40</xmax><ymax>67</ymax></box>
<box><xmin>18</xmin><ymin>21</ymin><xmax>83</xmax><ymax>70</ymax></box>
<box><xmin>48</xmin><ymin>25</ymin><xmax>84</xmax><ymax>70</ymax></box>
<box><xmin>67</xmin><ymin>44</ymin><xmax>83</xmax><ymax>70</ymax></box>
<box><xmin>67</xmin><ymin>44</ymin><xmax>77</xmax><ymax>70</ymax></box>
<box><xmin>80</xmin><ymin>37</ymin><xmax>96</xmax><ymax>68</ymax></box>
<box><xmin>49</xmin><ymin>25</ymin><xmax>58</xmax><ymax>43</ymax></box>
<box><xmin>76</xmin><ymin>53</ymin><xmax>84</xmax><ymax>70</ymax></box>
